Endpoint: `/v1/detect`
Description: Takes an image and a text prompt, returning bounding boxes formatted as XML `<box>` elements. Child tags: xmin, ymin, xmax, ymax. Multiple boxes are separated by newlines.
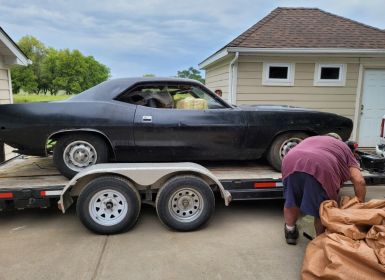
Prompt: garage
<box><xmin>358</xmin><ymin>69</ymin><xmax>385</xmax><ymax>147</ymax></box>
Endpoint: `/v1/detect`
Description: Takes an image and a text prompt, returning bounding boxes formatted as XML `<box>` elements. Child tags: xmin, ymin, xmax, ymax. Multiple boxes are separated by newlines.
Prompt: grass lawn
<box><xmin>13</xmin><ymin>94</ymin><xmax>74</xmax><ymax>103</ymax></box>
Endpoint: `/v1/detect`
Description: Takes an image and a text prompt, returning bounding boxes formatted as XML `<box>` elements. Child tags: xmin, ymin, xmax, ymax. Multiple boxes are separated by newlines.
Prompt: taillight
<box><xmin>381</xmin><ymin>118</ymin><xmax>384</xmax><ymax>138</ymax></box>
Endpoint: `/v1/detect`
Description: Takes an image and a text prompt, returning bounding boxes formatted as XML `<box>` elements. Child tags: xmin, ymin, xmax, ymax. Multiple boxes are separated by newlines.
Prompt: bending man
<box><xmin>281</xmin><ymin>134</ymin><xmax>366</xmax><ymax>245</ymax></box>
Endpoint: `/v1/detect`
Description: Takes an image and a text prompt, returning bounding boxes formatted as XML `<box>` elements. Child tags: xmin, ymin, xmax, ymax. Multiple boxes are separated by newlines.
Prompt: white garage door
<box><xmin>358</xmin><ymin>69</ymin><xmax>385</xmax><ymax>147</ymax></box>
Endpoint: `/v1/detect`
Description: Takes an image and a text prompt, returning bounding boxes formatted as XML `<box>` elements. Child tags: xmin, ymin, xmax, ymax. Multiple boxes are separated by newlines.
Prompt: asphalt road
<box><xmin>0</xmin><ymin>186</ymin><xmax>384</xmax><ymax>280</ymax></box>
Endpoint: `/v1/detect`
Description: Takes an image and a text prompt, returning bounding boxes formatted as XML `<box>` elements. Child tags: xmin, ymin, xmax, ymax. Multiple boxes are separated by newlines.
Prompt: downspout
<box><xmin>228</xmin><ymin>52</ymin><xmax>239</xmax><ymax>105</ymax></box>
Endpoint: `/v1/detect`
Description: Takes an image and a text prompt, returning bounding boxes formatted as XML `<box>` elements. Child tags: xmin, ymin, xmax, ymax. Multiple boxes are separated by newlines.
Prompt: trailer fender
<box><xmin>58</xmin><ymin>162</ymin><xmax>232</xmax><ymax>212</ymax></box>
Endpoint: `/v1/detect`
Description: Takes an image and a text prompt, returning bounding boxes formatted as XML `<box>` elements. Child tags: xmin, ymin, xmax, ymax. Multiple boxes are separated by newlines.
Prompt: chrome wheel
<box><xmin>89</xmin><ymin>189</ymin><xmax>128</xmax><ymax>226</ymax></box>
<box><xmin>168</xmin><ymin>188</ymin><xmax>204</xmax><ymax>223</ymax></box>
<box><xmin>63</xmin><ymin>140</ymin><xmax>97</xmax><ymax>171</ymax></box>
<box><xmin>279</xmin><ymin>137</ymin><xmax>302</xmax><ymax>159</ymax></box>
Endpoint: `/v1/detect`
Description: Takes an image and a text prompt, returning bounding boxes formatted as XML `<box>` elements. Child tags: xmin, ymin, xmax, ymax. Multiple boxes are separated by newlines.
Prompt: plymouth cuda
<box><xmin>0</xmin><ymin>77</ymin><xmax>353</xmax><ymax>178</ymax></box>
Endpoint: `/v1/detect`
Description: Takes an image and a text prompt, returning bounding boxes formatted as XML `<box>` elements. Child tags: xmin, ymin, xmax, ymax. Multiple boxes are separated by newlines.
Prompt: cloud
<box><xmin>0</xmin><ymin>0</ymin><xmax>384</xmax><ymax>77</ymax></box>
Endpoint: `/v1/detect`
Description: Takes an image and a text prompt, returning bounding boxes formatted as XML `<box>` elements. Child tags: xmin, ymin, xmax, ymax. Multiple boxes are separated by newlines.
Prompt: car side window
<box><xmin>168</xmin><ymin>84</ymin><xmax>225</xmax><ymax>110</ymax></box>
<box><xmin>116</xmin><ymin>84</ymin><xmax>174</xmax><ymax>109</ymax></box>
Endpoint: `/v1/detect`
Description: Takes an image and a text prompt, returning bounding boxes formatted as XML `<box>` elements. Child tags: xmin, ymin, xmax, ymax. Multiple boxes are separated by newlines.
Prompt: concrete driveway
<box><xmin>0</xmin><ymin>186</ymin><xmax>383</xmax><ymax>280</ymax></box>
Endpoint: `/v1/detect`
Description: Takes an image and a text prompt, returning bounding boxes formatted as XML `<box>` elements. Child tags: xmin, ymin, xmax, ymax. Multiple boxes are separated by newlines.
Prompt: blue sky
<box><xmin>1</xmin><ymin>0</ymin><xmax>384</xmax><ymax>78</ymax></box>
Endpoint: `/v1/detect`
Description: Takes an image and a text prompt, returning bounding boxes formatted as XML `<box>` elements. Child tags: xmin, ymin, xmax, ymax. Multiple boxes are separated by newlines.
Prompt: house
<box><xmin>199</xmin><ymin>8</ymin><xmax>385</xmax><ymax>147</ymax></box>
<box><xmin>0</xmin><ymin>27</ymin><xmax>29</xmax><ymax>160</ymax></box>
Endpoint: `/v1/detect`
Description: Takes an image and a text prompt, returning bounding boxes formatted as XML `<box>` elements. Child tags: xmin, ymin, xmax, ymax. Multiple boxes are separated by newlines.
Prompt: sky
<box><xmin>0</xmin><ymin>0</ymin><xmax>384</xmax><ymax>78</ymax></box>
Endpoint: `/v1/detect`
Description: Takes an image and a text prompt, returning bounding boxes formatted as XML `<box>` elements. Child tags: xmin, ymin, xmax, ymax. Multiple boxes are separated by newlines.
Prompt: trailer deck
<box><xmin>1</xmin><ymin>155</ymin><xmax>384</xmax><ymax>210</ymax></box>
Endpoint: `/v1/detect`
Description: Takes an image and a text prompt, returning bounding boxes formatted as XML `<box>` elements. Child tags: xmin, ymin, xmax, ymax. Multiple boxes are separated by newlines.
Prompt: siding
<box><xmin>0</xmin><ymin>58</ymin><xmax>12</xmax><ymax>159</ymax></box>
<box><xmin>236</xmin><ymin>55</ymin><xmax>360</xmax><ymax>119</ymax></box>
<box><xmin>204</xmin><ymin>56</ymin><xmax>233</xmax><ymax>101</ymax></box>
<box><xmin>0</xmin><ymin>57</ymin><xmax>11</xmax><ymax>104</ymax></box>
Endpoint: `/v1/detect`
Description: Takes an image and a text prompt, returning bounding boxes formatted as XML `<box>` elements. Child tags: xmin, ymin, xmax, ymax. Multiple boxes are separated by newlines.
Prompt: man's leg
<box><xmin>299</xmin><ymin>174</ymin><xmax>328</xmax><ymax>236</ymax></box>
<box><xmin>284</xmin><ymin>206</ymin><xmax>300</xmax><ymax>226</ymax></box>
<box><xmin>314</xmin><ymin>217</ymin><xmax>325</xmax><ymax>236</ymax></box>
<box><xmin>283</xmin><ymin>173</ymin><xmax>303</xmax><ymax>245</ymax></box>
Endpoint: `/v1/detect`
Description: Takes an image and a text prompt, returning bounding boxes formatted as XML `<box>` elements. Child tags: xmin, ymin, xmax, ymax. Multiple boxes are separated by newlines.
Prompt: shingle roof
<box><xmin>226</xmin><ymin>7</ymin><xmax>385</xmax><ymax>49</ymax></box>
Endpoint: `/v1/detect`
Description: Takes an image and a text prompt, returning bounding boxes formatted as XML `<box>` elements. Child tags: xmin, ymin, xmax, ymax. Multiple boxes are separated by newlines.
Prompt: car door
<box><xmin>133</xmin><ymin>82</ymin><xmax>248</xmax><ymax>161</ymax></box>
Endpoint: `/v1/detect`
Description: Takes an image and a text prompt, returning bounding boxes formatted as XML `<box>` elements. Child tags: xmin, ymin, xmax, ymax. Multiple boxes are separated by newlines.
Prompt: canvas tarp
<box><xmin>301</xmin><ymin>197</ymin><xmax>385</xmax><ymax>280</ymax></box>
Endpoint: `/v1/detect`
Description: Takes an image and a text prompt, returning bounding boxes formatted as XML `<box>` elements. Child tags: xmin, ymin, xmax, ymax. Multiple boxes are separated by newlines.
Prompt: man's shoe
<box><xmin>285</xmin><ymin>224</ymin><xmax>299</xmax><ymax>245</ymax></box>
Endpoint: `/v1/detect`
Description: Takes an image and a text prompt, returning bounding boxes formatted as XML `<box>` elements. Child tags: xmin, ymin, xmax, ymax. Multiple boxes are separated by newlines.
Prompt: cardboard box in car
<box><xmin>193</xmin><ymin>99</ymin><xmax>208</xmax><ymax>110</ymax></box>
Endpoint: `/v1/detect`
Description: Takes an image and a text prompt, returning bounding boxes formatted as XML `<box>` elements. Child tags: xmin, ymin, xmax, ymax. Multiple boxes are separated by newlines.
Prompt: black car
<box><xmin>0</xmin><ymin>77</ymin><xmax>353</xmax><ymax>178</ymax></box>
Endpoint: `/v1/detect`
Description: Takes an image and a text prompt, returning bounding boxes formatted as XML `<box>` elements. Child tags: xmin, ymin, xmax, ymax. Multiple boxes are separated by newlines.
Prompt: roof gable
<box><xmin>227</xmin><ymin>7</ymin><xmax>385</xmax><ymax>49</ymax></box>
<box><xmin>0</xmin><ymin>27</ymin><xmax>29</xmax><ymax>66</ymax></box>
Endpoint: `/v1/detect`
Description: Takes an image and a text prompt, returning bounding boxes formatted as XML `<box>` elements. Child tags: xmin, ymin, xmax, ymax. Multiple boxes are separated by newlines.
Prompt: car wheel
<box><xmin>267</xmin><ymin>132</ymin><xmax>308</xmax><ymax>171</ymax></box>
<box><xmin>53</xmin><ymin>133</ymin><xmax>108</xmax><ymax>179</ymax></box>
<box><xmin>76</xmin><ymin>176</ymin><xmax>141</xmax><ymax>234</ymax></box>
<box><xmin>155</xmin><ymin>176</ymin><xmax>215</xmax><ymax>232</ymax></box>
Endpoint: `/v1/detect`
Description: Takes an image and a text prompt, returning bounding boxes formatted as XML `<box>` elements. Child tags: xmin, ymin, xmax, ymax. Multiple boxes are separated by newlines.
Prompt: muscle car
<box><xmin>0</xmin><ymin>77</ymin><xmax>353</xmax><ymax>178</ymax></box>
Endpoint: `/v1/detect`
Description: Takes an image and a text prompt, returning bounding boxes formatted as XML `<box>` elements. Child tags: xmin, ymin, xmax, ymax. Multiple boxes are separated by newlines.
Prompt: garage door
<box><xmin>358</xmin><ymin>69</ymin><xmax>385</xmax><ymax>147</ymax></box>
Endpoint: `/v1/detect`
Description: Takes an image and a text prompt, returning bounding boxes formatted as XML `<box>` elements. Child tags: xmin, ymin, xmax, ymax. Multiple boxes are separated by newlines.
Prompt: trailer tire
<box><xmin>76</xmin><ymin>176</ymin><xmax>141</xmax><ymax>234</ymax></box>
<box><xmin>53</xmin><ymin>133</ymin><xmax>108</xmax><ymax>179</ymax></box>
<box><xmin>155</xmin><ymin>176</ymin><xmax>215</xmax><ymax>232</ymax></box>
<box><xmin>267</xmin><ymin>132</ymin><xmax>308</xmax><ymax>171</ymax></box>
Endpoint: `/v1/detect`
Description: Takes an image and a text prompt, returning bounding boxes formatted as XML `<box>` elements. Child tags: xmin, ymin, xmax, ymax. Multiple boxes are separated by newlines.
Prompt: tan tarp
<box><xmin>301</xmin><ymin>197</ymin><xmax>385</xmax><ymax>280</ymax></box>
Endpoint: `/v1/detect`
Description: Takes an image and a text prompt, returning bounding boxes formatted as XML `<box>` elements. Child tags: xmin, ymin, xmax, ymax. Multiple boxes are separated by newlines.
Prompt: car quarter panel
<box><xmin>0</xmin><ymin>101</ymin><xmax>136</xmax><ymax>156</ymax></box>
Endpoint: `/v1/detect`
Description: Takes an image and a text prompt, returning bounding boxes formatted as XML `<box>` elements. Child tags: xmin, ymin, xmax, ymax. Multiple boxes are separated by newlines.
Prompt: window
<box><xmin>262</xmin><ymin>63</ymin><xmax>295</xmax><ymax>86</ymax></box>
<box><xmin>168</xmin><ymin>84</ymin><xmax>225</xmax><ymax>110</ymax></box>
<box><xmin>115</xmin><ymin>83</ymin><xmax>226</xmax><ymax>110</ymax></box>
<box><xmin>115</xmin><ymin>84</ymin><xmax>174</xmax><ymax>108</ymax></box>
<box><xmin>314</xmin><ymin>64</ymin><xmax>346</xmax><ymax>86</ymax></box>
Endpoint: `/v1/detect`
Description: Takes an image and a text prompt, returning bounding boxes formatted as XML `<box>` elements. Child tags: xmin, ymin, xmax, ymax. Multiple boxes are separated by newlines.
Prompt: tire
<box><xmin>267</xmin><ymin>132</ymin><xmax>308</xmax><ymax>171</ymax></box>
<box><xmin>53</xmin><ymin>133</ymin><xmax>108</xmax><ymax>179</ymax></box>
<box><xmin>76</xmin><ymin>176</ymin><xmax>141</xmax><ymax>234</ymax></box>
<box><xmin>155</xmin><ymin>176</ymin><xmax>215</xmax><ymax>232</ymax></box>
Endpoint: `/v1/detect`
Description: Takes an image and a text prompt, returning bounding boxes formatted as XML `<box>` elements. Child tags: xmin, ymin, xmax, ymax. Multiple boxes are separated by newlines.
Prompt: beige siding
<box><xmin>204</xmin><ymin>56</ymin><xmax>233</xmax><ymax>101</ymax></box>
<box><xmin>0</xmin><ymin>57</ymin><xmax>12</xmax><ymax>159</ymax></box>
<box><xmin>236</xmin><ymin>55</ymin><xmax>360</xmax><ymax>119</ymax></box>
<box><xmin>0</xmin><ymin>65</ymin><xmax>11</xmax><ymax>104</ymax></box>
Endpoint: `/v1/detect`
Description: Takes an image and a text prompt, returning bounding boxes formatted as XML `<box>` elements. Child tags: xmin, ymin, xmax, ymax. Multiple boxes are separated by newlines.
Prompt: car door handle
<box><xmin>142</xmin><ymin>115</ymin><xmax>153</xmax><ymax>123</ymax></box>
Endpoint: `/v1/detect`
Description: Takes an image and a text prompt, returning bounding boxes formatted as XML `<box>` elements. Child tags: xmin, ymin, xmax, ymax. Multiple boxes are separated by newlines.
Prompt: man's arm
<box><xmin>350</xmin><ymin>167</ymin><xmax>366</xmax><ymax>202</ymax></box>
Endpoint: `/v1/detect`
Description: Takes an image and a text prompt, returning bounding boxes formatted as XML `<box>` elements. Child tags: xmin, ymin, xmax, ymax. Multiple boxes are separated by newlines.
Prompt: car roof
<box><xmin>68</xmin><ymin>77</ymin><xmax>203</xmax><ymax>102</ymax></box>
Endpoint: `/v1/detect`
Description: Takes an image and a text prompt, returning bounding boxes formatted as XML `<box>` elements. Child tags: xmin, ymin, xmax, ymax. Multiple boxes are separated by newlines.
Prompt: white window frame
<box><xmin>262</xmin><ymin>63</ymin><xmax>295</xmax><ymax>86</ymax></box>
<box><xmin>314</xmin><ymin>63</ymin><xmax>346</xmax><ymax>86</ymax></box>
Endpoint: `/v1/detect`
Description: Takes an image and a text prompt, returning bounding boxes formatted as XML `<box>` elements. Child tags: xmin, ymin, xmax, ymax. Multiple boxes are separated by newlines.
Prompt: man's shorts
<box><xmin>283</xmin><ymin>172</ymin><xmax>328</xmax><ymax>218</ymax></box>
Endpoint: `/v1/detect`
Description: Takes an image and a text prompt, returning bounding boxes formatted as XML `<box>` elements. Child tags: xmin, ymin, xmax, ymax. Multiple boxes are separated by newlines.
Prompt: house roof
<box><xmin>0</xmin><ymin>27</ymin><xmax>29</xmax><ymax>66</ymax></box>
<box><xmin>227</xmin><ymin>7</ymin><xmax>385</xmax><ymax>49</ymax></box>
<box><xmin>227</xmin><ymin>8</ymin><xmax>385</xmax><ymax>49</ymax></box>
<box><xmin>200</xmin><ymin>7</ymin><xmax>385</xmax><ymax>69</ymax></box>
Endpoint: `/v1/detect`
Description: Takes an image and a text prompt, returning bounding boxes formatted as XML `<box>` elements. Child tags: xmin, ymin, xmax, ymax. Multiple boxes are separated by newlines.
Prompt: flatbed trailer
<box><xmin>1</xmin><ymin>155</ymin><xmax>384</xmax><ymax>234</ymax></box>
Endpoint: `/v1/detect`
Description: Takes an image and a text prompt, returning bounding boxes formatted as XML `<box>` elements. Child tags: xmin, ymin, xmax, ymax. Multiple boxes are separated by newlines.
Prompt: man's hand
<box><xmin>350</xmin><ymin>167</ymin><xmax>366</xmax><ymax>202</ymax></box>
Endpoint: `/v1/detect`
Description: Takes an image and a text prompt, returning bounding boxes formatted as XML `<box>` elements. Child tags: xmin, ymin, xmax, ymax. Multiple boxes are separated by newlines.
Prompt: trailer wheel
<box><xmin>53</xmin><ymin>133</ymin><xmax>108</xmax><ymax>179</ymax></box>
<box><xmin>76</xmin><ymin>176</ymin><xmax>141</xmax><ymax>234</ymax></box>
<box><xmin>267</xmin><ymin>132</ymin><xmax>308</xmax><ymax>171</ymax></box>
<box><xmin>155</xmin><ymin>176</ymin><xmax>215</xmax><ymax>231</ymax></box>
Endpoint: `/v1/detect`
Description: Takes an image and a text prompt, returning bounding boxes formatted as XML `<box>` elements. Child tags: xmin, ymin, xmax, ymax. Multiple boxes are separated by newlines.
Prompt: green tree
<box><xmin>40</xmin><ymin>48</ymin><xmax>60</xmax><ymax>94</ymax></box>
<box><xmin>11</xmin><ymin>35</ymin><xmax>110</xmax><ymax>95</ymax></box>
<box><xmin>143</xmin><ymin>73</ymin><xmax>155</xmax><ymax>77</ymax></box>
<box><xmin>51</xmin><ymin>49</ymin><xmax>110</xmax><ymax>95</ymax></box>
<box><xmin>176</xmin><ymin>67</ymin><xmax>205</xmax><ymax>83</ymax></box>
<box><xmin>11</xmin><ymin>65</ymin><xmax>37</xmax><ymax>93</ymax></box>
<box><xmin>81</xmin><ymin>55</ymin><xmax>110</xmax><ymax>91</ymax></box>
<box><xmin>11</xmin><ymin>35</ymin><xmax>46</xmax><ymax>93</ymax></box>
